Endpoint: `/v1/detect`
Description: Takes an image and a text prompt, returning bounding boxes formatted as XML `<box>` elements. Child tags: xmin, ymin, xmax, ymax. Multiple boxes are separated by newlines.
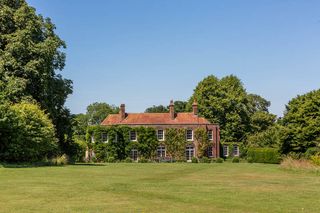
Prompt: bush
<box><xmin>280</xmin><ymin>156</ymin><xmax>319</xmax><ymax>172</ymax></box>
<box><xmin>199</xmin><ymin>157</ymin><xmax>211</xmax><ymax>163</ymax></box>
<box><xmin>247</xmin><ymin>148</ymin><xmax>281</xmax><ymax>164</ymax></box>
<box><xmin>247</xmin><ymin>157</ymin><xmax>253</xmax><ymax>163</ymax></box>
<box><xmin>216</xmin><ymin>158</ymin><xmax>224</xmax><ymax>163</ymax></box>
<box><xmin>124</xmin><ymin>157</ymin><xmax>133</xmax><ymax>163</ymax></box>
<box><xmin>138</xmin><ymin>157</ymin><xmax>149</xmax><ymax>163</ymax></box>
<box><xmin>191</xmin><ymin>157</ymin><xmax>198</xmax><ymax>163</ymax></box>
<box><xmin>51</xmin><ymin>154</ymin><xmax>68</xmax><ymax>166</ymax></box>
<box><xmin>107</xmin><ymin>156</ymin><xmax>116</xmax><ymax>163</ymax></box>
<box><xmin>305</xmin><ymin>147</ymin><xmax>320</xmax><ymax>159</ymax></box>
<box><xmin>232</xmin><ymin>157</ymin><xmax>240</xmax><ymax>163</ymax></box>
<box><xmin>310</xmin><ymin>155</ymin><xmax>320</xmax><ymax>166</ymax></box>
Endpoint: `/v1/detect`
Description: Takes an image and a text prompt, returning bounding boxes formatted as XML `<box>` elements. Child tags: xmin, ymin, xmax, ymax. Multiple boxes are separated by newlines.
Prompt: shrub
<box><xmin>232</xmin><ymin>157</ymin><xmax>240</xmax><ymax>163</ymax></box>
<box><xmin>247</xmin><ymin>148</ymin><xmax>281</xmax><ymax>164</ymax></box>
<box><xmin>305</xmin><ymin>147</ymin><xmax>320</xmax><ymax>159</ymax></box>
<box><xmin>138</xmin><ymin>157</ymin><xmax>149</xmax><ymax>163</ymax></box>
<box><xmin>124</xmin><ymin>157</ymin><xmax>133</xmax><ymax>163</ymax></box>
<box><xmin>199</xmin><ymin>157</ymin><xmax>211</xmax><ymax>163</ymax></box>
<box><xmin>107</xmin><ymin>156</ymin><xmax>116</xmax><ymax>163</ymax></box>
<box><xmin>216</xmin><ymin>158</ymin><xmax>224</xmax><ymax>163</ymax></box>
<box><xmin>247</xmin><ymin>157</ymin><xmax>253</xmax><ymax>163</ymax></box>
<box><xmin>51</xmin><ymin>154</ymin><xmax>68</xmax><ymax>166</ymax></box>
<box><xmin>191</xmin><ymin>157</ymin><xmax>198</xmax><ymax>163</ymax></box>
<box><xmin>310</xmin><ymin>155</ymin><xmax>320</xmax><ymax>166</ymax></box>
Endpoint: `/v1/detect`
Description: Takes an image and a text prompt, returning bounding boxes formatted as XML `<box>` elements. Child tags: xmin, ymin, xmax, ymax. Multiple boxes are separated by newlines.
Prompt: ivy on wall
<box><xmin>194</xmin><ymin>128</ymin><xmax>210</xmax><ymax>158</ymax></box>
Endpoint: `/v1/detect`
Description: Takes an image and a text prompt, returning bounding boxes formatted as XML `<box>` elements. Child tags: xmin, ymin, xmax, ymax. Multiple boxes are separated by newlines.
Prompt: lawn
<box><xmin>0</xmin><ymin>163</ymin><xmax>319</xmax><ymax>213</ymax></box>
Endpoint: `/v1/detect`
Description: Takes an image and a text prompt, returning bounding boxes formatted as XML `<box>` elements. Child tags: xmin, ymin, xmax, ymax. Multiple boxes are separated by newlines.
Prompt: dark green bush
<box><xmin>138</xmin><ymin>157</ymin><xmax>149</xmax><ymax>163</ymax></box>
<box><xmin>232</xmin><ymin>157</ymin><xmax>240</xmax><ymax>163</ymax></box>
<box><xmin>247</xmin><ymin>148</ymin><xmax>280</xmax><ymax>164</ymax></box>
<box><xmin>216</xmin><ymin>158</ymin><xmax>224</xmax><ymax>163</ymax></box>
<box><xmin>199</xmin><ymin>157</ymin><xmax>211</xmax><ymax>163</ymax></box>
<box><xmin>305</xmin><ymin>147</ymin><xmax>320</xmax><ymax>159</ymax></box>
<box><xmin>107</xmin><ymin>156</ymin><xmax>116</xmax><ymax>163</ymax></box>
<box><xmin>191</xmin><ymin>157</ymin><xmax>198</xmax><ymax>163</ymax></box>
<box><xmin>124</xmin><ymin>157</ymin><xmax>133</xmax><ymax>163</ymax></box>
<box><xmin>247</xmin><ymin>157</ymin><xmax>253</xmax><ymax>163</ymax></box>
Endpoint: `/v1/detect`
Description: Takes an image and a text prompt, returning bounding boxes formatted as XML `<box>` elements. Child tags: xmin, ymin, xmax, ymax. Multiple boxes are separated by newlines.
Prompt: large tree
<box><xmin>144</xmin><ymin>101</ymin><xmax>188</xmax><ymax>113</ymax></box>
<box><xmin>86</xmin><ymin>102</ymin><xmax>119</xmax><ymax>125</ymax></box>
<box><xmin>0</xmin><ymin>0</ymin><xmax>73</xmax><ymax>154</ymax></box>
<box><xmin>280</xmin><ymin>89</ymin><xmax>320</xmax><ymax>154</ymax></box>
<box><xmin>187</xmin><ymin>75</ymin><xmax>275</xmax><ymax>142</ymax></box>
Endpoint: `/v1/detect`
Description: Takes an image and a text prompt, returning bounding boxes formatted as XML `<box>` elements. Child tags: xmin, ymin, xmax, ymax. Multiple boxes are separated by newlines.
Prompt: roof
<box><xmin>101</xmin><ymin>112</ymin><xmax>211</xmax><ymax>125</ymax></box>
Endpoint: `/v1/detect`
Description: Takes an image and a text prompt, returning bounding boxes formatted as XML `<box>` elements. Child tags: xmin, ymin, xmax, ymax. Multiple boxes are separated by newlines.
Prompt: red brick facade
<box><xmin>101</xmin><ymin>100</ymin><xmax>220</xmax><ymax>158</ymax></box>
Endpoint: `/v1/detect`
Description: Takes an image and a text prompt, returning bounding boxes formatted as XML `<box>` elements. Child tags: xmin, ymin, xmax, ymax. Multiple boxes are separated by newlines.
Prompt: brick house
<box><xmin>101</xmin><ymin>100</ymin><xmax>221</xmax><ymax>161</ymax></box>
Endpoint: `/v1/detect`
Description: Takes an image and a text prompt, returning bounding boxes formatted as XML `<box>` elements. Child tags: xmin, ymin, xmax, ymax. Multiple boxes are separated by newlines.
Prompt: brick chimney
<box><xmin>192</xmin><ymin>99</ymin><xmax>198</xmax><ymax>116</ymax></box>
<box><xmin>169</xmin><ymin>100</ymin><xmax>175</xmax><ymax>120</ymax></box>
<box><xmin>120</xmin><ymin>104</ymin><xmax>126</xmax><ymax>120</ymax></box>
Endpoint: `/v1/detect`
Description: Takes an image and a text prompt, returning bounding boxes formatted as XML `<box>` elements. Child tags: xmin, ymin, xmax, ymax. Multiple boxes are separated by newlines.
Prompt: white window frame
<box><xmin>91</xmin><ymin>136</ymin><xmax>95</xmax><ymax>143</ymax></box>
<box><xmin>233</xmin><ymin>144</ymin><xmax>239</xmax><ymax>156</ymax></box>
<box><xmin>157</xmin><ymin>145</ymin><xmax>166</xmax><ymax>158</ymax></box>
<box><xmin>208</xmin><ymin>130</ymin><xmax>213</xmax><ymax>141</ymax></box>
<box><xmin>157</xmin><ymin>129</ymin><xmax>165</xmax><ymax>141</ymax></box>
<box><xmin>186</xmin><ymin>129</ymin><xmax>193</xmax><ymax>141</ymax></box>
<box><xmin>186</xmin><ymin>144</ymin><xmax>195</xmax><ymax>161</ymax></box>
<box><xmin>130</xmin><ymin>131</ymin><xmax>137</xmax><ymax>141</ymax></box>
<box><xmin>223</xmin><ymin>145</ymin><xmax>229</xmax><ymax>157</ymax></box>
<box><xmin>131</xmin><ymin>149</ymin><xmax>138</xmax><ymax>161</ymax></box>
<box><xmin>101</xmin><ymin>133</ymin><xmax>108</xmax><ymax>143</ymax></box>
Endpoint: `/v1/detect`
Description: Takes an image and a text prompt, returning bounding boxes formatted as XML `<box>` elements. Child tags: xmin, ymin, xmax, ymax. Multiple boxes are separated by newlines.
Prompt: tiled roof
<box><xmin>101</xmin><ymin>112</ymin><xmax>211</xmax><ymax>125</ymax></box>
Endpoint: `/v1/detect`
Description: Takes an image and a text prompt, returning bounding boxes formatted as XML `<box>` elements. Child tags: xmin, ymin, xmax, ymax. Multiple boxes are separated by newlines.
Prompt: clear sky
<box><xmin>27</xmin><ymin>0</ymin><xmax>320</xmax><ymax>116</ymax></box>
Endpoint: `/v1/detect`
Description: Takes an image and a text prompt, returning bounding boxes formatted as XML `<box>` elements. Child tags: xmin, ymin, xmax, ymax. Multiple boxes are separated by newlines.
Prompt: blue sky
<box><xmin>27</xmin><ymin>0</ymin><xmax>320</xmax><ymax>116</ymax></box>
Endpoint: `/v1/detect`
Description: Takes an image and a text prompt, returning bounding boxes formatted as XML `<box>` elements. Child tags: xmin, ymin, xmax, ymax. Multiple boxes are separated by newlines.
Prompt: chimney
<box><xmin>169</xmin><ymin>100</ymin><xmax>175</xmax><ymax>120</ymax></box>
<box><xmin>192</xmin><ymin>99</ymin><xmax>198</xmax><ymax>116</ymax></box>
<box><xmin>120</xmin><ymin>104</ymin><xmax>126</xmax><ymax>120</ymax></box>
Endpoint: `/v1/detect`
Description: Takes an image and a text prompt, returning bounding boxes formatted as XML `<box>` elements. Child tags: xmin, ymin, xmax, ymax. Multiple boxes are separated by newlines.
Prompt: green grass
<box><xmin>0</xmin><ymin>163</ymin><xmax>320</xmax><ymax>213</ymax></box>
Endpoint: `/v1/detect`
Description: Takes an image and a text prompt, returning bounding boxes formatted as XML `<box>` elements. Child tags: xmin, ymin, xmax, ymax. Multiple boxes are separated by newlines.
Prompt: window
<box><xmin>208</xmin><ymin>130</ymin><xmax>213</xmax><ymax>140</ymax></box>
<box><xmin>131</xmin><ymin>149</ymin><xmax>138</xmax><ymax>161</ymax></box>
<box><xmin>207</xmin><ymin>146</ymin><xmax>213</xmax><ymax>157</ymax></box>
<box><xmin>157</xmin><ymin>145</ymin><xmax>166</xmax><ymax>158</ymax></box>
<box><xmin>130</xmin><ymin>131</ymin><xmax>137</xmax><ymax>141</ymax></box>
<box><xmin>186</xmin><ymin>129</ymin><xmax>193</xmax><ymax>141</ymax></box>
<box><xmin>91</xmin><ymin>136</ymin><xmax>95</xmax><ymax>143</ymax></box>
<box><xmin>101</xmin><ymin>133</ymin><xmax>108</xmax><ymax>143</ymax></box>
<box><xmin>157</xmin><ymin>129</ymin><xmax>164</xmax><ymax>141</ymax></box>
<box><xmin>186</xmin><ymin>145</ymin><xmax>194</xmax><ymax>161</ymax></box>
<box><xmin>233</xmin><ymin>145</ymin><xmax>239</xmax><ymax>156</ymax></box>
<box><xmin>223</xmin><ymin>145</ymin><xmax>229</xmax><ymax>157</ymax></box>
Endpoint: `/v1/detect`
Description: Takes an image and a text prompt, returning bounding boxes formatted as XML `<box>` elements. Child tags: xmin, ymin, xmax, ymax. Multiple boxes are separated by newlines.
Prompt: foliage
<box><xmin>280</xmin><ymin>156</ymin><xmax>320</xmax><ymax>172</ymax></box>
<box><xmin>73</xmin><ymin>137</ymin><xmax>87</xmax><ymax>162</ymax></box>
<box><xmin>187</xmin><ymin>75</ymin><xmax>275</xmax><ymax>142</ymax></box>
<box><xmin>199</xmin><ymin>156</ymin><xmax>211</xmax><ymax>163</ymax></box>
<box><xmin>194</xmin><ymin>127</ymin><xmax>210</xmax><ymax>158</ymax></box>
<box><xmin>136</xmin><ymin>127</ymin><xmax>158</xmax><ymax>159</ymax></box>
<box><xmin>280</xmin><ymin>89</ymin><xmax>320</xmax><ymax>154</ymax></box>
<box><xmin>51</xmin><ymin>154</ymin><xmax>69</xmax><ymax>166</ymax></box>
<box><xmin>310</xmin><ymin>155</ymin><xmax>320</xmax><ymax>166</ymax></box>
<box><xmin>138</xmin><ymin>157</ymin><xmax>149</xmax><ymax>163</ymax></box>
<box><xmin>191</xmin><ymin>157</ymin><xmax>198</xmax><ymax>163</ymax></box>
<box><xmin>232</xmin><ymin>157</ymin><xmax>240</xmax><ymax>163</ymax></box>
<box><xmin>145</xmin><ymin>105</ymin><xmax>168</xmax><ymax>113</ymax></box>
<box><xmin>107</xmin><ymin>156</ymin><xmax>116</xmax><ymax>163</ymax></box>
<box><xmin>305</xmin><ymin>147</ymin><xmax>320</xmax><ymax>159</ymax></box>
<box><xmin>164</xmin><ymin>128</ymin><xmax>187</xmax><ymax>161</ymax></box>
<box><xmin>246</xmin><ymin>125</ymin><xmax>283</xmax><ymax>149</ymax></box>
<box><xmin>86</xmin><ymin>102</ymin><xmax>119</xmax><ymax>125</ymax></box>
<box><xmin>216</xmin><ymin>158</ymin><xmax>224</xmax><ymax>163</ymax></box>
<box><xmin>247</xmin><ymin>148</ymin><xmax>280</xmax><ymax>164</ymax></box>
<box><xmin>173</xmin><ymin>100</ymin><xmax>188</xmax><ymax>113</ymax></box>
<box><xmin>0</xmin><ymin>102</ymin><xmax>58</xmax><ymax>162</ymax></box>
<box><xmin>124</xmin><ymin>157</ymin><xmax>132</xmax><ymax>163</ymax></box>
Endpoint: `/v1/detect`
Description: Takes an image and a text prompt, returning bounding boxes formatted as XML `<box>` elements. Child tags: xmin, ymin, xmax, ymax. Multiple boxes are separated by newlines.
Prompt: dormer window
<box><xmin>186</xmin><ymin>129</ymin><xmax>193</xmax><ymax>141</ymax></box>
<box><xmin>130</xmin><ymin>131</ymin><xmax>137</xmax><ymax>141</ymax></box>
<box><xmin>157</xmin><ymin>129</ymin><xmax>164</xmax><ymax>141</ymax></box>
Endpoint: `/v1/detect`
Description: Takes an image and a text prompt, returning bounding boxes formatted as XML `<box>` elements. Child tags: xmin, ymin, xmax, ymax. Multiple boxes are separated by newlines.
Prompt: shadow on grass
<box><xmin>0</xmin><ymin>162</ymin><xmax>105</xmax><ymax>168</ymax></box>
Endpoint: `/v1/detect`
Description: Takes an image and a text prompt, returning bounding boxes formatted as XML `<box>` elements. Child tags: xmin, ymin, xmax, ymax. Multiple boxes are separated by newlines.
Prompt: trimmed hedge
<box><xmin>247</xmin><ymin>148</ymin><xmax>281</xmax><ymax>164</ymax></box>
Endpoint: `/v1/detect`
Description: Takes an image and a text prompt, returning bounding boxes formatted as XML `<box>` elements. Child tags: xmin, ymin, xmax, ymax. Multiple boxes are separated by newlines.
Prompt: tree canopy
<box><xmin>86</xmin><ymin>102</ymin><xmax>119</xmax><ymax>125</ymax></box>
<box><xmin>187</xmin><ymin>75</ymin><xmax>276</xmax><ymax>142</ymax></box>
<box><xmin>144</xmin><ymin>101</ymin><xmax>188</xmax><ymax>113</ymax></box>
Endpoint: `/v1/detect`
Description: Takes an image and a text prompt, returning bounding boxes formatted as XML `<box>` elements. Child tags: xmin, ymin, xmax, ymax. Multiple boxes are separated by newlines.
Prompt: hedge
<box><xmin>247</xmin><ymin>148</ymin><xmax>281</xmax><ymax>164</ymax></box>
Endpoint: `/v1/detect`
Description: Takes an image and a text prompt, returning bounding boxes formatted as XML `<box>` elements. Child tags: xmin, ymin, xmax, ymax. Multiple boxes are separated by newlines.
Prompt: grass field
<box><xmin>0</xmin><ymin>163</ymin><xmax>320</xmax><ymax>213</ymax></box>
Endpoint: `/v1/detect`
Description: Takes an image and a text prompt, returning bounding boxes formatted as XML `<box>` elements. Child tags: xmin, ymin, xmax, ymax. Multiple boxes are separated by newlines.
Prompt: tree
<box><xmin>145</xmin><ymin>105</ymin><xmax>168</xmax><ymax>113</ymax></box>
<box><xmin>173</xmin><ymin>100</ymin><xmax>188</xmax><ymax>113</ymax></box>
<box><xmin>0</xmin><ymin>102</ymin><xmax>58</xmax><ymax>162</ymax></box>
<box><xmin>280</xmin><ymin>89</ymin><xmax>320</xmax><ymax>154</ymax></box>
<box><xmin>187</xmin><ymin>75</ymin><xmax>275</xmax><ymax>142</ymax></box>
<box><xmin>86</xmin><ymin>102</ymin><xmax>119</xmax><ymax>125</ymax></box>
<box><xmin>0</xmin><ymin>0</ymin><xmax>73</xmax><ymax>155</ymax></box>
